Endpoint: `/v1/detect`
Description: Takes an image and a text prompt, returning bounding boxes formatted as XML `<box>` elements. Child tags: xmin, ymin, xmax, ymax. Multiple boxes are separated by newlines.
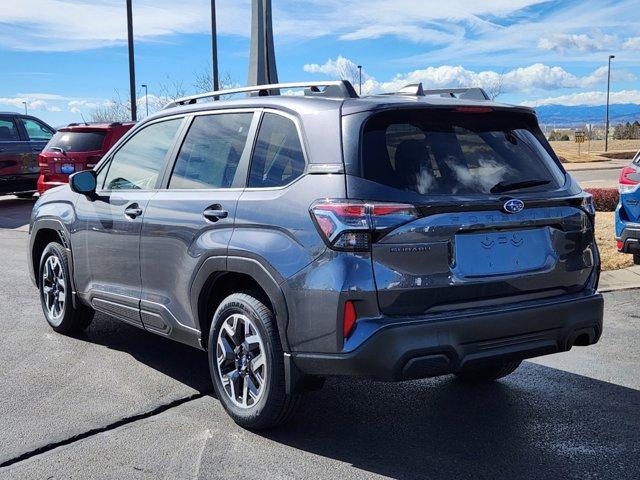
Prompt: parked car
<box><xmin>37</xmin><ymin>122</ymin><xmax>135</xmax><ymax>195</ymax></box>
<box><xmin>28</xmin><ymin>81</ymin><xmax>603</xmax><ymax>429</ymax></box>
<box><xmin>615</xmin><ymin>149</ymin><xmax>640</xmax><ymax>264</ymax></box>
<box><xmin>0</xmin><ymin>112</ymin><xmax>55</xmax><ymax>197</ymax></box>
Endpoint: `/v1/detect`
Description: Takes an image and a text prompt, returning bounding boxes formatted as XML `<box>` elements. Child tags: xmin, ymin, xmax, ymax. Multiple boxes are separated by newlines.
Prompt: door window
<box><xmin>248</xmin><ymin>113</ymin><xmax>305</xmax><ymax>188</ymax></box>
<box><xmin>0</xmin><ymin>118</ymin><xmax>20</xmax><ymax>141</ymax></box>
<box><xmin>22</xmin><ymin>118</ymin><xmax>54</xmax><ymax>141</ymax></box>
<box><xmin>101</xmin><ymin>119</ymin><xmax>182</xmax><ymax>191</ymax></box>
<box><xmin>169</xmin><ymin>113</ymin><xmax>253</xmax><ymax>189</ymax></box>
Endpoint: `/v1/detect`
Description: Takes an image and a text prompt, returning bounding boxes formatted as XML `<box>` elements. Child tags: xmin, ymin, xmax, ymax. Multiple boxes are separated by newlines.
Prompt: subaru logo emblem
<box><xmin>503</xmin><ymin>199</ymin><xmax>524</xmax><ymax>214</ymax></box>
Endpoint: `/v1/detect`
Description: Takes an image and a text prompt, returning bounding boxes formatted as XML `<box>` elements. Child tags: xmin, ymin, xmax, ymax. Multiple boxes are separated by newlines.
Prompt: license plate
<box><xmin>60</xmin><ymin>164</ymin><xmax>75</xmax><ymax>174</ymax></box>
<box><xmin>454</xmin><ymin>229</ymin><xmax>553</xmax><ymax>277</ymax></box>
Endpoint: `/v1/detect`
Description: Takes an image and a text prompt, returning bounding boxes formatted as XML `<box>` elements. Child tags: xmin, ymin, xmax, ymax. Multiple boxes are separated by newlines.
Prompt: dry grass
<box><xmin>595</xmin><ymin>211</ymin><xmax>633</xmax><ymax>271</ymax></box>
<box><xmin>549</xmin><ymin>139</ymin><xmax>640</xmax><ymax>163</ymax></box>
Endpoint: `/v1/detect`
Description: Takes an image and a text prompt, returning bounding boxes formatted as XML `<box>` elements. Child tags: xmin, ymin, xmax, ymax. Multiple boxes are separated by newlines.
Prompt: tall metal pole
<box><xmin>22</xmin><ymin>101</ymin><xmax>28</xmax><ymax>115</ymax></box>
<box><xmin>357</xmin><ymin>65</ymin><xmax>362</xmax><ymax>95</ymax></box>
<box><xmin>141</xmin><ymin>84</ymin><xmax>148</xmax><ymax>117</ymax></box>
<box><xmin>126</xmin><ymin>0</ymin><xmax>137</xmax><ymax>122</ymax></box>
<box><xmin>605</xmin><ymin>54</ymin><xmax>615</xmax><ymax>152</ymax></box>
<box><xmin>211</xmin><ymin>0</ymin><xmax>219</xmax><ymax>92</ymax></box>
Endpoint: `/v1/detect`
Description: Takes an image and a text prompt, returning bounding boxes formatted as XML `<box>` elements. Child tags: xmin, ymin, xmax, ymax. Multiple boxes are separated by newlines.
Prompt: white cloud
<box><xmin>538</xmin><ymin>32</ymin><xmax>616</xmax><ymax>53</ymax></box>
<box><xmin>307</xmin><ymin>57</ymin><xmax>636</xmax><ymax>98</ymax></box>
<box><xmin>623</xmin><ymin>37</ymin><xmax>640</xmax><ymax>50</ymax></box>
<box><xmin>522</xmin><ymin>90</ymin><xmax>640</xmax><ymax>107</ymax></box>
<box><xmin>0</xmin><ymin>96</ymin><xmax>62</xmax><ymax>112</ymax></box>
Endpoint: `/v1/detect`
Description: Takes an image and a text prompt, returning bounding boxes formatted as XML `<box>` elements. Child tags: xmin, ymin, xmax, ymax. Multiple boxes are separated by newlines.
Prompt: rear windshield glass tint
<box><xmin>361</xmin><ymin>109</ymin><xmax>564</xmax><ymax>195</ymax></box>
<box><xmin>46</xmin><ymin>131</ymin><xmax>106</xmax><ymax>152</ymax></box>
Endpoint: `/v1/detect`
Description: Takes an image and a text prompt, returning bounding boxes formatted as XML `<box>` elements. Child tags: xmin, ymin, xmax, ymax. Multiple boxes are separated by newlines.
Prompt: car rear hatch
<box><xmin>41</xmin><ymin>129</ymin><xmax>106</xmax><ymax>177</ymax></box>
<box><xmin>341</xmin><ymin>106</ymin><xmax>597</xmax><ymax>316</ymax></box>
<box><xmin>618</xmin><ymin>154</ymin><xmax>640</xmax><ymax>224</ymax></box>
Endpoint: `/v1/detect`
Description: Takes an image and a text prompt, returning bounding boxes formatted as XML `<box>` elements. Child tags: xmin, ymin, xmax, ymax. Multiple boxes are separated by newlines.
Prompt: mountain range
<box><xmin>531</xmin><ymin>103</ymin><xmax>640</xmax><ymax>128</ymax></box>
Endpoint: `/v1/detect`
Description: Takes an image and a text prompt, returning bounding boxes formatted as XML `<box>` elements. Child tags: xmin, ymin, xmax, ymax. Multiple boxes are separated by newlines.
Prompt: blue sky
<box><xmin>0</xmin><ymin>0</ymin><xmax>638</xmax><ymax>126</ymax></box>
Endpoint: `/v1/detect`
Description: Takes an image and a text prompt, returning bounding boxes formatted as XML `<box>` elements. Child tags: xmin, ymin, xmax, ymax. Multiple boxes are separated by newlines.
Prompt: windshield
<box><xmin>46</xmin><ymin>131</ymin><xmax>106</xmax><ymax>153</ymax></box>
<box><xmin>361</xmin><ymin>109</ymin><xmax>564</xmax><ymax>195</ymax></box>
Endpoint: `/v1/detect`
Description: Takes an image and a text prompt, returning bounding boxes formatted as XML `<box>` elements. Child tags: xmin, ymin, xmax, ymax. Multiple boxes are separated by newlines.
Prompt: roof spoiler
<box><xmin>395</xmin><ymin>83</ymin><xmax>490</xmax><ymax>101</ymax></box>
<box><xmin>163</xmin><ymin>80</ymin><xmax>359</xmax><ymax>109</ymax></box>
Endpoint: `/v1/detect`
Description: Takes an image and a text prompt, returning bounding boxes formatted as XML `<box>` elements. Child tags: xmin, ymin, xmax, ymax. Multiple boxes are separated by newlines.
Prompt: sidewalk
<box><xmin>564</xmin><ymin>158</ymin><xmax>629</xmax><ymax>172</ymax></box>
<box><xmin>599</xmin><ymin>265</ymin><xmax>640</xmax><ymax>292</ymax></box>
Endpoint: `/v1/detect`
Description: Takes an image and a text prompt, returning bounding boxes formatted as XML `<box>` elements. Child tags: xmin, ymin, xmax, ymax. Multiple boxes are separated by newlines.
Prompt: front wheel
<box><xmin>39</xmin><ymin>242</ymin><xmax>94</xmax><ymax>334</ymax></box>
<box><xmin>634</xmin><ymin>253</ymin><xmax>640</xmax><ymax>265</ymax></box>
<box><xmin>208</xmin><ymin>292</ymin><xmax>299</xmax><ymax>429</ymax></box>
<box><xmin>455</xmin><ymin>361</ymin><xmax>522</xmax><ymax>382</ymax></box>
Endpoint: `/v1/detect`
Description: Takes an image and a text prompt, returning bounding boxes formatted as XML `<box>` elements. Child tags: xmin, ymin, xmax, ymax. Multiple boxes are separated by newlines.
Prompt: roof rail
<box><xmin>163</xmin><ymin>80</ymin><xmax>358</xmax><ymax>109</ymax></box>
<box><xmin>390</xmin><ymin>83</ymin><xmax>490</xmax><ymax>101</ymax></box>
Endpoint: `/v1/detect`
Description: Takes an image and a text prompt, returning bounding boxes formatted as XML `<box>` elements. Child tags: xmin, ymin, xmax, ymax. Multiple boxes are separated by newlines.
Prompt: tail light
<box><xmin>310</xmin><ymin>199</ymin><xmax>419</xmax><ymax>251</ymax></box>
<box><xmin>343</xmin><ymin>300</ymin><xmax>357</xmax><ymax>338</ymax></box>
<box><xmin>619</xmin><ymin>166</ymin><xmax>640</xmax><ymax>194</ymax></box>
<box><xmin>38</xmin><ymin>154</ymin><xmax>51</xmax><ymax>174</ymax></box>
<box><xmin>617</xmin><ymin>239</ymin><xmax>624</xmax><ymax>251</ymax></box>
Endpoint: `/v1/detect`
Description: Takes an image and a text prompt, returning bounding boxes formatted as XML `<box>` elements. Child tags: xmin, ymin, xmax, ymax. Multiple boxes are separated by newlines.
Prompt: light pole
<box><xmin>357</xmin><ymin>65</ymin><xmax>362</xmax><ymax>95</ymax></box>
<box><xmin>22</xmin><ymin>101</ymin><xmax>28</xmax><ymax>115</ymax></box>
<box><xmin>141</xmin><ymin>84</ymin><xmax>148</xmax><ymax>117</ymax></box>
<box><xmin>605</xmin><ymin>54</ymin><xmax>615</xmax><ymax>152</ymax></box>
<box><xmin>211</xmin><ymin>0</ymin><xmax>219</xmax><ymax>93</ymax></box>
<box><xmin>126</xmin><ymin>0</ymin><xmax>137</xmax><ymax>122</ymax></box>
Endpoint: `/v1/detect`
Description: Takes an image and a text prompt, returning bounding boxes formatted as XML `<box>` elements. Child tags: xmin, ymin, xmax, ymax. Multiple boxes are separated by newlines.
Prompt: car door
<box><xmin>73</xmin><ymin>117</ymin><xmax>184</xmax><ymax>327</ymax></box>
<box><xmin>0</xmin><ymin>115</ymin><xmax>31</xmax><ymax>194</ymax></box>
<box><xmin>19</xmin><ymin>116</ymin><xmax>55</xmax><ymax>178</ymax></box>
<box><xmin>139</xmin><ymin>110</ymin><xmax>258</xmax><ymax>339</ymax></box>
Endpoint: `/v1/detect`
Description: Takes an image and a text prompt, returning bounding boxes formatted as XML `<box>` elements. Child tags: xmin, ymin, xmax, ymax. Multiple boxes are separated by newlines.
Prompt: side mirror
<box><xmin>69</xmin><ymin>170</ymin><xmax>97</xmax><ymax>196</ymax></box>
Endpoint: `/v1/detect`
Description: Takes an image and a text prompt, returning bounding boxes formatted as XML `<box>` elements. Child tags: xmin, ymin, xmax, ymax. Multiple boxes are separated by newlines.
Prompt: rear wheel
<box><xmin>208</xmin><ymin>292</ymin><xmax>299</xmax><ymax>429</ymax></box>
<box><xmin>455</xmin><ymin>361</ymin><xmax>521</xmax><ymax>382</ymax></box>
<box><xmin>634</xmin><ymin>253</ymin><xmax>640</xmax><ymax>265</ymax></box>
<box><xmin>39</xmin><ymin>242</ymin><xmax>94</xmax><ymax>334</ymax></box>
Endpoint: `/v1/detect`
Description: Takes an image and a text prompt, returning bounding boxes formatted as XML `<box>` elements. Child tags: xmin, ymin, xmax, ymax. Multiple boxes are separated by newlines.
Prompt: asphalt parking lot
<box><xmin>1</xmin><ymin>195</ymin><xmax>639</xmax><ymax>480</ymax></box>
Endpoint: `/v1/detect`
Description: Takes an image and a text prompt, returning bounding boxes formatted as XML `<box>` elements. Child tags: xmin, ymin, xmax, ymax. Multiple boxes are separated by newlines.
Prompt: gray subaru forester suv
<box><xmin>29</xmin><ymin>81</ymin><xmax>603</xmax><ymax>429</ymax></box>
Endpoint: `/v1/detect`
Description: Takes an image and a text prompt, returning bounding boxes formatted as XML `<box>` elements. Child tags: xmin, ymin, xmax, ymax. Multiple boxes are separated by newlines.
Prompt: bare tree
<box><xmin>90</xmin><ymin>90</ymin><xmax>132</xmax><ymax>122</ymax></box>
<box><xmin>483</xmin><ymin>73</ymin><xmax>505</xmax><ymax>100</ymax></box>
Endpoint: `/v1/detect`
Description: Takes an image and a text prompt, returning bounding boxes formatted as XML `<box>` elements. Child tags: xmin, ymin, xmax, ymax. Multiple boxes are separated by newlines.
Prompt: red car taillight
<box><xmin>619</xmin><ymin>166</ymin><xmax>640</xmax><ymax>194</ymax></box>
<box><xmin>38</xmin><ymin>154</ymin><xmax>51</xmax><ymax>174</ymax></box>
<box><xmin>310</xmin><ymin>199</ymin><xmax>419</xmax><ymax>251</ymax></box>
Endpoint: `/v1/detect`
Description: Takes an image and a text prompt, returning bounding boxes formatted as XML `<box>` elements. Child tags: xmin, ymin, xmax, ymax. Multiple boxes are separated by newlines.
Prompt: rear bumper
<box><xmin>292</xmin><ymin>293</ymin><xmax>604</xmax><ymax>381</ymax></box>
<box><xmin>617</xmin><ymin>226</ymin><xmax>640</xmax><ymax>254</ymax></box>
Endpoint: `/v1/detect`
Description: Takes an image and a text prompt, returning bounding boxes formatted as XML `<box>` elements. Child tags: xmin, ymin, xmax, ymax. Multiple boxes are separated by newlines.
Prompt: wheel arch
<box><xmin>191</xmin><ymin>256</ymin><xmax>290</xmax><ymax>352</ymax></box>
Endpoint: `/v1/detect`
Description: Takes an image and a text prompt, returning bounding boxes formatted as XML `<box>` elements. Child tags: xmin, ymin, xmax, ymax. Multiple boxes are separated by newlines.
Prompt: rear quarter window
<box><xmin>361</xmin><ymin>109</ymin><xmax>564</xmax><ymax>195</ymax></box>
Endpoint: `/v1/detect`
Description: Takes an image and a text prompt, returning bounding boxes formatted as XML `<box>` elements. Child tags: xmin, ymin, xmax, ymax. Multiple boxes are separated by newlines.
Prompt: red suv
<box><xmin>38</xmin><ymin>122</ymin><xmax>134</xmax><ymax>194</ymax></box>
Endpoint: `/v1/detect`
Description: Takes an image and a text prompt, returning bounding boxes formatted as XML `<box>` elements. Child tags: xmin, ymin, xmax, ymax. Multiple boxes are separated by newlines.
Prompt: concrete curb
<box><xmin>598</xmin><ymin>265</ymin><xmax>640</xmax><ymax>293</ymax></box>
<box><xmin>564</xmin><ymin>159</ymin><xmax>629</xmax><ymax>172</ymax></box>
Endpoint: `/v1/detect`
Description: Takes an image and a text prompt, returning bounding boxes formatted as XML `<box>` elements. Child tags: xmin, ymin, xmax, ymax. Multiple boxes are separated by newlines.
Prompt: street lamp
<box><xmin>605</xmin><ymin>54</ymin><xmax>615</xmax><ymax>152</ymax></box>
<box><xmin>22</xmin><ymin>101</ymin><xmax>27</xmax><ymax>115</ymax></box>
<box><xmin>141</xmin><ymin>84</ymin><xmax>149</xmax><ymax>117</ymax></box>
<box><xmin>357</xmin><ymin>65</ymin><xmax>362</xmax><ymax>95</ymax></box>
<box><xmin>211</xmin><ymin>0</ymin><xmax>219</xmax><ymax>93</ymax></box>
<box><xmin>126</xmin><ymin>0</ymin><xmax>137</xmax><ymax>122</ymax></box>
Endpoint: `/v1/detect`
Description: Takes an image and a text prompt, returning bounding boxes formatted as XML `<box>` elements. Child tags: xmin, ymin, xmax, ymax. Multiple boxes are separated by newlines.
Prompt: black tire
<box><xmin>634</xmin><ymin>253</ymin><xmax>640</xmax><ymax>265</ymax></box>
<box><xmin>455</xmin><ymin>361</ymin><xmax>522</xmax><ymax>382</ymax></box>
<box><xmin>38</xmin><ymin>242</ymin><xmax>94</xmax><ymax>334</ymax></box>
<box><xmin>208</xmin><ymin>291</ymin><xmax>299</xmax><ymax>430</ymax></box>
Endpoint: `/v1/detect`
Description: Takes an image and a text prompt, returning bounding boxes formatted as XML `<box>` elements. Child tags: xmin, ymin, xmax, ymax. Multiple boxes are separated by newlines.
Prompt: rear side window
<box><xmin>362</xmin><ymin>109</ymin><xmax>564</xmax><ymax>195</ymax></box>
<box><xmin>22</xmin><ymin>118</ymin><xmax>54</xmax><ymax>141</ymax></box>
<box><xmin>101</xmin><ymin>119</ymin><xmax>181</xmax><ymax>190</ymax></box>
<box><xmin>0</xmin><ymin>118</ymin><xmax>20</xmax><ymax>141</ymax></box>
<box><xmin>169</xmin><ymin>113</ymin><xmax>252</xmax><ymax>189</ymax></box>
<box><xmin>46</xmin><ymin>131</ymin><xmax>106</xmax><ymax>152</ymax></box>
<box><xmin>248</xmin><ymin>113</ymin><xmax>305</xmax><ymax>188</ymax></box>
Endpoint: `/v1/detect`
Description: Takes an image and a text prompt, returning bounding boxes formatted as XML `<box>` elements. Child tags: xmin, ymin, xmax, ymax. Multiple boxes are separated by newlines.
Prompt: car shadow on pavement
<box><xmin>76</xmin><ymin>312</ymin><xmax>213</xmax><ymax>394</ymax></box>
<box><xmin>0</xmin><ymin>197</ymin><xmax>36</xmax><ymax>229</ymax></box>
<box><xmin>263</xmin><ymin>363</ymin><xmax>640</xmax><ymax>480</ymax></box>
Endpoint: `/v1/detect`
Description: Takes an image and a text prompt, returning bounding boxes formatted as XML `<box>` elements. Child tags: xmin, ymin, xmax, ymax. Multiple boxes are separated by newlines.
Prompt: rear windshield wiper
<box><xmin>490</xmin><ymin>179</ymin><xmax>550</xmax><ymax>194</ymax></box>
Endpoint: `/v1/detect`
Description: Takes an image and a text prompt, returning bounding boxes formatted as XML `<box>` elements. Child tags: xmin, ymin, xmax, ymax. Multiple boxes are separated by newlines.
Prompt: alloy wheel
<box><xmin>42</xmin><ymin>254</ymin><xmax>65</xmax><ymax>321</ymax></box>
<box><xmin>216</xmin><ymin>313</ymin><xmax>267</xmax><ymax>409</ymax></box>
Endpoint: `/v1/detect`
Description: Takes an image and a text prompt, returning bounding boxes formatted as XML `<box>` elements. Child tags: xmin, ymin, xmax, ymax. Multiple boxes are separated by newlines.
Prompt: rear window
<box><xmin>361</xmin><ymin>109</ymin><xmax>564</xmax><ymax>195</ymax></box>
<box><xmin>46</xmin><ymin>131</ymin><xmax>106</xmax><ymax>153</ymax></box>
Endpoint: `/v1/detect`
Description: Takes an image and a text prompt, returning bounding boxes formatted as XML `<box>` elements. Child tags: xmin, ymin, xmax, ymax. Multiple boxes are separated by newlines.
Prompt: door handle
<box><xmin>124</xmin><ymin>204</ymin><xmax>143</xmax><ymax>219</ymax></box>
<box><xmin>203</xmin><ymin>205</ymin><xmax>228</xmax><ymax>222</ymax></box>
